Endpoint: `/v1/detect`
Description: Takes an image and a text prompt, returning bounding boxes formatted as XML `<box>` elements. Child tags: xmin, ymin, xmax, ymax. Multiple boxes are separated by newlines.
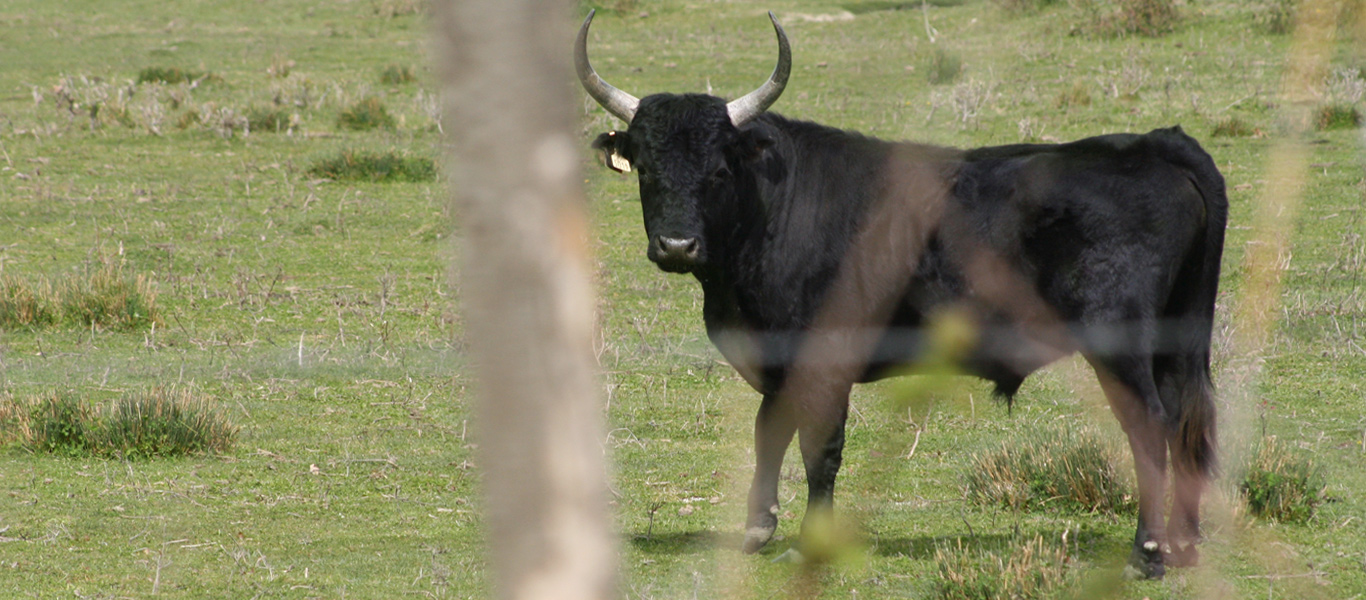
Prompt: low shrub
<box><xmin>1252</xmin><ymin>0</ymin><xmax>1296</xmax><ymax>34</ymax></box>
<box><xmin>308</xmin><ymin>150</ymin><xmax>437</xmax><ymax>183</ymax></box>
<box><xmin>992</xmin><ymin>0</ymin><xmax>1063</xmax><ymax>14</ymax></box>
<box><xmin>965</xmin><ymin>423</ymin><xmax>1134</xmax><ymax>514</ymax></box>
<box><xmin>247</xmin><ymin>106</ymin><xmax>293</xmax><ymax>133</ymax></box>
<box><xmin>934</xmin><ymin>534</ymin><xmax>1076</xmax><ymax>600</ymax></box>
<box><xmin>1239</xmin><ymin>437</ymin><xmax>1325</xmax><ymax>523</ymax></box>
<box><xmin>0</xmin><ymin>275</ymin><xmax>58</xmax><ymax>328</ymax></box>
<box><xmin>0</xmin><ymin>262</ymin><xmax>159</xmax><ymax>331</ymax></box>
<box><xmin>136</xmin><ymin>67</ymin><xmax>216</xmax><ymax>85</ymax></box>
<box><xmin>337</xmin><ymin>97</ymin><xmax>395</xmax><ymax>131</ymax></box>
<box><xmin>1212</xmin><ymin>116</ymin><xmax>1257</xmax><ymax>137</ymax></box>
<box><xmin>2</xmin><ymin>389</ymin><xmax>237</xmax><ymax>459</ymax></box>
<box><xmin>926</xmin><ymin>47</ymin><xmax>963</xmax><ymax>86</ymax></box>
<box><xmin>1055</xmin><ymin>81</ymin><xmax>1093</xmax><ymax>109</ymax></box>
<box><xmin>1076</xmin><ymin>0</ymin><xmax>1180</xmax><ymax>37</ymax></box>
<box><xmin>1315</xmin><ymin>104</ymin><xmax>1362</xmax><ymax>131</ymax></box>
<box><xmin>59</xmin><ymin>262</ymin><xmax>160</xmax><ymax>331</ymax></box>
<box><xmin>95</xmin><ymin>388</ymin><xmax>238</xmax><ymax>459</ymax></box>
<box><xmin>24</xmin><ymin>393</ymin><xmax>92</xmax><ymax>456</ymax></box>
<box><xmin>380</xmin><ymin>64</ymin><xmax>417</xmax><ymax>85</ymax></box>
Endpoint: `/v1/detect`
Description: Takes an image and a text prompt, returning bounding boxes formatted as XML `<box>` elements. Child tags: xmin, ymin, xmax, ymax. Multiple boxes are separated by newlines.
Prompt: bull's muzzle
<box><xmin>652</xmin><ymin>235</ymin><xmax>701</xmax><ymax>272</ymax></box>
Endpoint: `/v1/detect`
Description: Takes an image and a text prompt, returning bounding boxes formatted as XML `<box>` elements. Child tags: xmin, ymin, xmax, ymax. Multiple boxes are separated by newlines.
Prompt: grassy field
<box><xmin>1</xmin><ymin>0</ymin><xmax>1364</xmax><ymax>598</ymax></box>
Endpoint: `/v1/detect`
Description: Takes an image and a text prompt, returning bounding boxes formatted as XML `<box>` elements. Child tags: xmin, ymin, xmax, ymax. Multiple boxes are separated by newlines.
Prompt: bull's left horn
<box><xmin>575</xmin><ymin>9</ymin><xmax>640</xmax><ymax>123</ymax></box>
<box><xmin>726</xmin><ymin>12</ymin><xmax>791</xmax><ymax>128</ymax></box>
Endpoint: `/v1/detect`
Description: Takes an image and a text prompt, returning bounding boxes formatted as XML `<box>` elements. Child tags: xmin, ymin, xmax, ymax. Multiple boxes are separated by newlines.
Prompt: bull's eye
<box><xmin>710</xmin><ymin>166</ymin><xmax>731</xmax><ymax>183</ymax></box>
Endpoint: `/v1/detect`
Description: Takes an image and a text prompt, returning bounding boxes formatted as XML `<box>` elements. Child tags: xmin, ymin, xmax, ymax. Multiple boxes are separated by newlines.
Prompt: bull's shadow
<box><xmin>628</xmin><ymin>530</ymin><xmax>746</xmax><ymax>556</ymax></box>
<box><xmin>625</xmin><ymin>527</ymin><xmax>1104</xmax><ymax>561</ymax></box>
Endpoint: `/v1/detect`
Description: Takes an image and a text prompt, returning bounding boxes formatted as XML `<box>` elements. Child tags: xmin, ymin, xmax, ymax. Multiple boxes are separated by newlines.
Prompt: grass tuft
<box><xmin>1239</xmin><ymin>437</ymin><xmax>1325</xmax><ymax>523</ymax></box>
<box><xmin>59</xmin><ymin>262</ymin><xmax>160</xmax><ymax>331</ymax></box>
<box><xmin>23</xmin><ymin>392</ymin><xmax>93</xmax><ymax>456</ymax></box>
<box><xmin>965</xmin><ymin>424</ymin><xmax>1134</xmax><ymax>514</ymax></box>
<box><xmin>380</xmin><ymin>64</ymin><xmax>418</xmax><ymax>85</ymax></box>
<box><xmin>1314</xmin><ymin>104</ymin><xmax>1362</xmax><ymax>131</ymax></box>
<box><xmin>96</xmin><ymin>388</ymin><xmax>238</xmax><ymax>459</ymax></box>
<box><xmin>1252</xmin><ymin>0</ymin><xmax>1296</xmax><ymax>34</ymax></box>
<box><xmin>1212</xmin><ymin>116</ymin><xmax>1257</xmax><ymax>137</ymax></box>
<box><xmin>1055</xmin><ymin>81</ymin><xmax>1093</xmax><ymax>108</ymax></box>
<box><xmin>0</xmin><ymin>275</ymin><xmax>59</xmax><ymax>328</ymax></box>
<box><xmin>337</xmin><ymin>96</ymin><xmax>395</xmax><ymax>130</ymax></box>
<box><xmin>934</xmin><ymin>534</ymin><xmax>1076</xmax><ymax>600</ymax></box>
<box><xmin>926</xmin><ymin>47</ymin><xmax>964</xmax><ymax>86</ymax></box>
<box><xmin>307</xmin><ymin>150</ymin><xmax>437</xmax><ymax>183</ymax></box>
<box><xmin>992</xmin><ymin>0</ymin><xmax>1063</xmax><ymax>13</ymax></box>
<box><xmin>3</xmin><ymin>389</ymin><xmax>237</xmax><ymax>459</ymax></box>
<box><xmin>136</xmin><ymin>66</ymin><xmax>215</xmax><ymax>85</ymax></box>
<box><xmin>0</xmin><ymin>262</ymin><xmax>159</xmax><ymax>331</ymax></box>
<box><xmin>1076</xmin><ymin>0</ymin><xmax>1180</xmax><ymax>37</ymax></box>
<box><xmin>246</xmin><ymin>106</ymin><xmax>294</xmax><ymax>133</ymax></box>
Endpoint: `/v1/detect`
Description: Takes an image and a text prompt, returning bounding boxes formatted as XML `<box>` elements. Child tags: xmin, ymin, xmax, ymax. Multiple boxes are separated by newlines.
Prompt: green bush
<box><xmin>1240</xmin><ymin>437</ymin><xmax>1325</xmax><ymax>523</ymax></box>
<box><xmin>380</xmin><ymin>64</ymin><xmax>417</xmax><ymax>85</ymax></box>
<box><xmin>25</xmin><ymin>393</ymin><xmax>93</xmax><ymax>456</ymax></box>
<box><xmin>1055</xmin><ymin>81</ymin><xmax>1093</xmax><ymax>109</ymax></box>
<box><xmin>965</xmin><ymin>424</ymin><xmax>1134</xmax><ymax>514</ymax></box>
<box><xmin>1212</xmin><ymin>116</ymin><xmax>1257</xmax><ymax>137</ymax></box>
<box><xmin>308</xmin><ymin>150</ymin><xmax>437</xmax><ymax>183</ymax></box>
<box><xmin>0</xmin><ymin>275</ymin><xmax>58</xmax><ymax>328</ymax></box>
<box><xmin>337</xmin><ymin>97</ymin><xmax>395</xmax><ymax>130</ymax></box>
<box><xmin>247</xmin><ymin>106</ymin><xmax>293</xmax><ymax>133</ymax></box>
<box><xmin>136</xmin><ymin>66</ymin><xmax>216</xmax><ymax>85</ymax></box>
<box><xmin>59</xmin><ymin>263</ymin><xmax>160</xmax><ymax>331</ymax></box>
<box><xmin>4</xmin><ymin>389</ymin><xmax>237</xmax><ymax>459</ymax></box>
<box><xmin>992</xmin><ymin>0</ymin><xmax>1063</xmax><ymax>14</ymax></box>
<box><xmin>934</xmin><ymin>535</ymin><xmax>1076</xmax><ymax>600</ymax></box>
<box><xmin>1315</xmin><ymin>104</ymin><xmax>1362</xmax><ymax>131</ymax></box>
<box><xmin>926</xmin><ymin>47</ymin><xmax>963</xmax><ymax>85</ymax></box>
<box><xmin>95</xmin><ymin>388</ymin><xmax>238</xmax><ymax>459</ymax></box>
<box><xmin>0</xmin><ymin>262</ymin><xmax>159</xmax><ymax>331</ymax></box>
<box><xmin>1076</xmin><ymin>0</ymin><xmax>1180</xmax><ymax>37</ymax></box>
<box><xmin>1252</xmin><ymin>0</ymin><xmax>1296</xmax><ymax>34</ymax></box>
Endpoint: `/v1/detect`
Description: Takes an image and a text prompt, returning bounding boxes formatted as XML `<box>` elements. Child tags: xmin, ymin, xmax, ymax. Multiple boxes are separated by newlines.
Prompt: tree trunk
<box><xmin>433</xmin><ymin>2</ymin><xmax>615</xmax><ymax>599</ymax></box>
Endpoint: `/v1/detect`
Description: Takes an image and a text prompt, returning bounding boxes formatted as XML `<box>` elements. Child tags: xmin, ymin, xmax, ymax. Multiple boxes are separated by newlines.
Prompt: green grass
<box><xmin>965</xmin><ymin>423</ymin><xmax>1135</xmax><ymax>514</ymax></box>
<box><xmin>379</xmin><ymin>64</ymin><xmax>418</xmax><ymax>85</ymax></box>
<box><xmin>337</xmin><ymin>96</ymin><xmax>396</xmax><ymax>130</ymax></box>
<box><xmin>307</xmin><ymin>149</ymin><xmax>436</xmax><ymax>182</ymax></box>
<box><xmin>1239</xmin><ymin>436</ymin><xmax>1326</xmax><ymax>524</ymax></box>
<box><xmin>0</xmin><ymin>1</ymin><xmax>1364</xmax><ymax>598</ymax></box>
<box><xmin>3</xmin><ymin>388</ymin><xmax>237</xmax><ymax>459</ymax></box>
<box><xmin>0</xmin><ymin>261</ymin><xmax>160</xmax><ymax>331</ymax></box>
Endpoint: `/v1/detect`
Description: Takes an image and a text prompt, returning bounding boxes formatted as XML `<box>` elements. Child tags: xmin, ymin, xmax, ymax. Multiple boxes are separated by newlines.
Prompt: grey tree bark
<box><xmin>433</xmin><ymin>2</ymin><xmax>615</xmax><ymax>599</ymax></box>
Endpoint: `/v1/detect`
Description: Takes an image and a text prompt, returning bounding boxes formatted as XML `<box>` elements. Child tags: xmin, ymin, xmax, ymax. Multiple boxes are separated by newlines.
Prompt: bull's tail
<box><xmin>1150</xmin><ymin>126</ymin><xmax>1227</xmax><ymax>477</ymax></box>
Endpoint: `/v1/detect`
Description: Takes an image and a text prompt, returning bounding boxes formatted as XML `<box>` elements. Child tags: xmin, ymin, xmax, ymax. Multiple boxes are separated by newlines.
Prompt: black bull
<box><xmin>577</xmin><ymin>11</ymin><xmax>1227</xmax><ymax>579</ymax></box>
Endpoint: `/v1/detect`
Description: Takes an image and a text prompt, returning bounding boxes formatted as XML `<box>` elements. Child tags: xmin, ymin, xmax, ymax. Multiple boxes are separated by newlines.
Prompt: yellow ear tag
<box><xmin>609</xmin><ymin>150</ymin><xmax>632</xmax><ymax>173</ymax></box>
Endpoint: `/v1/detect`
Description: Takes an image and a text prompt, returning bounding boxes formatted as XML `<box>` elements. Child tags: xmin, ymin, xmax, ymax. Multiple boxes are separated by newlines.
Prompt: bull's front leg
<box><xmin>793</xmin><ymin>390</ymin><xmax>850</xmax><ymax>560</ymax></box>
<box><xmin>743</xmin><ymin>393</ymin><xmax>797</xmax><ymax>553</ymax></box>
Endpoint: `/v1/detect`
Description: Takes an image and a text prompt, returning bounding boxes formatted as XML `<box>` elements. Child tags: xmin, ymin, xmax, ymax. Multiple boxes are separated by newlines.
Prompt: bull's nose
<box><xmin>656</xmin><ymin>236</ymin><xmax>700</xmax><ymax>262</ymax></box>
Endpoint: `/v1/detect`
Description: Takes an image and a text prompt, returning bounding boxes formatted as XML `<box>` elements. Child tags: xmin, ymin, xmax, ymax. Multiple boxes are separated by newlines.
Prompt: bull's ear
<box><xmin>735</xmin><ymin>128</ymin><xmax>775</xmax><ymax>162</ymax></box>
<box><xmin>592</xmin><ymin>131</ymin><xmax>632</xmax><ymax>173</ymax></box>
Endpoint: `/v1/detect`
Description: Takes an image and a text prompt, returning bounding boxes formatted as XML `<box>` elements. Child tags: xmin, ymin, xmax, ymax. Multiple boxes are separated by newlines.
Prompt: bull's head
<box><xmin>577</xmin><ymin>10</ymin><xmax>790</xmax><ymax>273</ymax></box>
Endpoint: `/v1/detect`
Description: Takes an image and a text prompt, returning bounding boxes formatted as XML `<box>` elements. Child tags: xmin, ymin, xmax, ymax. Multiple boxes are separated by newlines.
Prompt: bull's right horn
<box><xmin>575</xmin><ymin>9</ymin><xmax>640</xmax><ymax>124</ymax></box>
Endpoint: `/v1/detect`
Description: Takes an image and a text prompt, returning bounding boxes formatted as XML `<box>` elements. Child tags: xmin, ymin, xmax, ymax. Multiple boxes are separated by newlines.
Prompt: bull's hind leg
<box><xmin>1091</xmin><ymin>356</ymin><xmax>1171</xmax><ymax>579</ymax></box>
<box><xmin>744</xmin><ymin>393</ymin><xmax>798</xmax><ymax>553</ymax></box>
<box><xmin>1155</xmin><ymin>358</ymin><xmax>1216</xmax><ymax>567</ymax></box>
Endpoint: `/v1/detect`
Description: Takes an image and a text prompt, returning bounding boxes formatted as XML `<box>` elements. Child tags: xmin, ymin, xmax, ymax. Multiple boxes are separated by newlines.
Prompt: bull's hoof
<box><xmin>742</xmin><ymin>525</ymin><xmax>775</xmax><ymax>554</ymax></box>
<box><xmin>1125</xmin><ymin>542</ymin><xmax>1166</xmax><ymax>580</ymax></box>
<box><xmin>1165</xmin><ymin>542</ymin><xmax>1199</xmax><ymax>568</ymax></box>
